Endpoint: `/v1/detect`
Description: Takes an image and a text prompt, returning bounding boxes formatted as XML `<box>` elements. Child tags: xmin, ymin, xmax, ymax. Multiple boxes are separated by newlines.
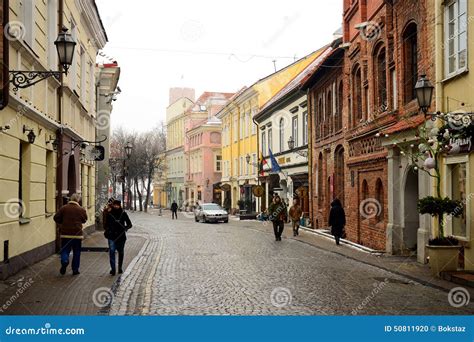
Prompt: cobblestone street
<box><xmin>107</xmin><ymin>212</ymin><xmax>472</xmax><ymax>315</ymax></box>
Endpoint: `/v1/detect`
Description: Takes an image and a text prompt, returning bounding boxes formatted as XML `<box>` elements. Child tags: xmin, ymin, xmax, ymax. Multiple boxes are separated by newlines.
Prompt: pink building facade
<box><xmin>183</xmin><ymin>92</ymin><xmax>233</xmax><ymax>207</ymax></box>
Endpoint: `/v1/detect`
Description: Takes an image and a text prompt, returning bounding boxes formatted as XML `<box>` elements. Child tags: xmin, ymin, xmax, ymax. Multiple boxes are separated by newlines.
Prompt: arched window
<box><xmin>375</xmin><ymin>45</ymin><xmax>387</xmax><ymax>112</ymax></box>
<box><xmin>327</xmin><ymin>91</ymin><xmax>332</xmax><ymax>135</ymax></box>
<box><xmin>362</xmin><ymin>179</ymin><xmax>369</xmax><ymax>201</ymax></box>
<box><xmin>334</xmin><ymin>146</ymin><xmax>345</xmax><ymax>205</ymax></box>
<box><xmin>279</xmin><ymin>118</ymin><xmax>284</xmax><ymax>152</ymax></box>
<box><xmin>336</xmin><ymin>81</ymin><xmax>343</xmax><ymax>131</ymax></box>
<box><xmin>317</xmin><ymin>98</ymin><xmax>323</xmax><ymax>140</ymax></box>
<box><xmin>375</xmin><ymin>178</ymin><xmax>384</xmax><ymax>222</ymax></box>
<box><xmin>318</xmin><ymin>153</ymin><xmax>323</xmax><ymax>205</ymax></box>
<box><xmin>352</xmin><ymin>65</ymin><xmax>362</xmax><ymax>126</ymax></box>
<box><xmin>403</xmin><ymin>23</ymin><xmax>418</xmax><ymax>103</ymax></box>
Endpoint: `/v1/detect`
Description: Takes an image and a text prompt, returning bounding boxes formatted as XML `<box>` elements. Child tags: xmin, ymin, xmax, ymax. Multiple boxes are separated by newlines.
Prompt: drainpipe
<box><xmin>55</xmin><ymin>0</ymin><xmax>64</xmax><ymax>251</ymax></box>
<box><xmin>1</xmin><ymin>0</ymin><xmax>9</xmax><ymax>110</ymax></box>
<box><xmin>306</xmin><ymin>88</ymin><xmax>313</xmax><ymax>227</ymax></box>
<box><xmin>252</xmin><ymin>114</ymin><xmax>260</xmax><ymax>211</ymax></box>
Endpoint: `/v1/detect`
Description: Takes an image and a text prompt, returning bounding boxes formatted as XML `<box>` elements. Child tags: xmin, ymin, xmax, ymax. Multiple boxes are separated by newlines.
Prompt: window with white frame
<box><xmin>279</xmin><ymin>118</ymin><xmax>285</xmax><ymax>152</ymax></box>
<box><xmin>20</xmin><ymin>0</ymin><xmax>34</xmax><ymax>47</ymax></box>
<box><xmin>89</xmin><ymin>62</ymin><xmax>95</xmax><ymax>112</ymax></box>
<box><xmin>47</xmin><ymin>0</ymin><xmax>58</xmax><ymax>69</ymax></box>
<box><xmin>261</xmin><ymin>131</ymin><xmax>266</xmax><ymax>155</ymax></box>
<box><xmin>80</xmin><ymin>47</ymin><xmax>87</xmax><ymax>100</ymax></box>
<box><xmin>215</xmin><ymin>155</ymin><xmax>222</xmax><ymax>172</ymax></box>
<box><xmin>445</xmin><ymin>0</ymin><xmax>468</xmax><ymax>77</ymax></box>
<box><xmin>292</xmin><ymin>116</ymin><xmax>298</xmax><ymax>148</ymax></box>
<box><xmin>240</xmin><ymin>115</ymin><xmax>244</xmax><ymax>140</ymax></box>
<box><xmin>303</xmin><ymin>111</ymin><xmax>308</xmax><ymax>145</ymax></box>
<box><xmin>252</xmin><ymin>153</ymin><xmax>257</xmax><ymax>175</ymax></box>
<box><xmin>233</xmin><ymin>115</ymin><xmax>238</xmax><ymax>142</ymax></box>
<box><xmin>240</xmin><ymin>156</ymin><xmax>243</xmax><ymax>176</ymax></box>
<box><xmin>251</xmin><ymin>108</ymin><xmax>257</xmax><ymax>134</ymax></box>
<box><xmin>268</xmin><ymin>128</ymin><xmax>273</xmax><ymax>153</ymax></box>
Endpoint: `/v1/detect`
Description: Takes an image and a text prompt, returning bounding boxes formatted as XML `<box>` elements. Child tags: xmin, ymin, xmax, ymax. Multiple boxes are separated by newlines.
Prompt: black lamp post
<box><xmin>414</xmin><ymin>74</ymin><xmax>434</xmax><ymax>115</ymax></box>
<box><xmin>122</xmin><ymin>142</ymin><xmax>133</xmax><ymax>209</ymax></box>
<box><xmin>9</xmin><ymin>26</ymin><xmax>76</xmax><ymax>91</ymax></box>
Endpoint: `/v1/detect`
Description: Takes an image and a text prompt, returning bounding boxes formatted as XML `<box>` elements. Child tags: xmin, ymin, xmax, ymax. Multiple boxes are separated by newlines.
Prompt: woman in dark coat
<box><xmin>328</xmin><ymin>198</ymin><xmax>346</xmax><ymax>245</ymax></box>
<box><xmin>105</xmin><ymin>200</ymin><xmax>133</xmax><ymax>275</ymax></box>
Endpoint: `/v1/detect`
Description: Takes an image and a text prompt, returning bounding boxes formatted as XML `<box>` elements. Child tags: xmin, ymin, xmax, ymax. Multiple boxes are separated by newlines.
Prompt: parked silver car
<box><xmin>194</xmin><ymin>203</ymin><xmax>229</xmax><ymax>223</ymax></box>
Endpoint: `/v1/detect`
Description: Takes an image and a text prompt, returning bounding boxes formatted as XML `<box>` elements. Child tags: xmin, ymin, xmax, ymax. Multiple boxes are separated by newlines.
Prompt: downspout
<box><xmin>1</xmin><ymin>0</ymin><xmax>9</xmax><ymax>110</ymax></box>
<box><xmin>306</xmin><ymin>88</ymin><xmax>312</xmax><ymax>227</ymax></box>
<box><xmin>252</xmin><ymin>113</ymin><xmax>260</xmax><ymax>211</ymax></box>
<box><xmin>55</xmin><ymin>0</ymin><xmax>64</xmax><ymax>251</ymax></box>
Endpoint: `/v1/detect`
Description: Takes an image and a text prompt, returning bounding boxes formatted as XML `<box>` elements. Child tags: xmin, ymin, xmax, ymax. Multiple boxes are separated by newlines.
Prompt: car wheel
<box><xmin>223</xmin><ymin>219</ymin><xmax>228</xmax><ymax>223</ymax></box>
<box><xmin>201</xmin><ymin>215</ymin><xmax>207</xmax><ymax>223</ymax></box>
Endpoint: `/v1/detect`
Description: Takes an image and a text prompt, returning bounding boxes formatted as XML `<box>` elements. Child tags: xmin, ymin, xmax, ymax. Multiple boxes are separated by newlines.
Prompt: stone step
<box><xmin>440</xmin><ymin>271</ymin><xmax>474</xmax><ymax>288</ymax></box>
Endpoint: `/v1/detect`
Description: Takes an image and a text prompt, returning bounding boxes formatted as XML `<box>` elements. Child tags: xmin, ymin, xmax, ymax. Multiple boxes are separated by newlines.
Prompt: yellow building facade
<box><xmin>434</xmin><ymin>0</ymin><xmax>474</xmax><ymax>270</ymax></box>
<box><xmin>218</xmin><ymin>51</ymin><xmax>322</xmax><ymax>213</ymax></box>
<box><xmin>0</xmin><ymin>0</ymin><xmax>106</xmax><ymax>278</ymax></box>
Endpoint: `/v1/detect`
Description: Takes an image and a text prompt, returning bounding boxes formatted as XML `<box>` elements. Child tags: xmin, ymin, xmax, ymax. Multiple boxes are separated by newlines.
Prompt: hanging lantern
<box><xmin>423</xmin><ymin>157</ymin><xmax>436</xmax><ymax>170</ymax></box>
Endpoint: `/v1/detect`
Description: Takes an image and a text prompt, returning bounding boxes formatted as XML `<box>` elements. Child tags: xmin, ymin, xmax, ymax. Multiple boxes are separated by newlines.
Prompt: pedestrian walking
<box><xmin>289</xmin><ymin>199</ymin><xmax>303</xmax><ymax>236</ymax></box>
<box><xmin>171</xmin><ymin>200</ymin><xmax>178</xmax><ymax>219</ymax></box>
<box><xmin>328</xmin><ymin>198</ymin><xmax>346</xmax><ymax>245</ymax></box>
<box><xmin>268</xmin><ymin>195</ymin><xmax>288</xmax><ymax>241</ymax></box>
<box><xmin>104</xmin><ymin>200</ymin><xmax>133</xmax><ymax>275</ymax></box>
<box><xmin>54</xmin><ymin>193</ymin><xmax>88</xmax><ymax>276</ymax></box>
<box><xmin>102</xmin><ymin>197</ymin><xmax>115</xmax><ymax>229</ymax></box>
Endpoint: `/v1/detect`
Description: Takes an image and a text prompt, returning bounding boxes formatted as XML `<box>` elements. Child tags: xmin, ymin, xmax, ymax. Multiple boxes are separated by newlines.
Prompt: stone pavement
<box><xmin>0</xmin><ymin>210</ymin><xmax>472</xmax><ymax>315</ymax></box>
<box><xmin>0</xmin><ymin>231</ymin><xmax>145</xmax><ymax>315</ymax></box>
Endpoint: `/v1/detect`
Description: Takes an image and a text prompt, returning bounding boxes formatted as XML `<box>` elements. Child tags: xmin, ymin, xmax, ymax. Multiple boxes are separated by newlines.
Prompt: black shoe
<box><xmin>118</xmin><ymin>269</ymin><xmax>123</xmax><ymax>274</ymax></box>
<box><xmin>60</xmin><ymin>265</ymin><xmax>67</xmax><ymax>275</ymax></box>
<box><xmin>72</xmin><ymin>270</ymin><xmax>80</xmax><ymax>276</ymax></box>
<box><xmin>110</xmin><ymin>269</ymin><xmax>116</xmax><ymax>276</ymax></box>
<box><xmin>293</xmin><ymin>232</ymin><xmax>297</xmax><ymax>237</ymax></box>
<box><xmin>278</xmin><ymin>237</ymin><xmax>282</xmax><ymax>241</ymax></box>
<box><xmin>275</xmin><ymin>237</ymin><xmax>279</xmax><ymax>241</ymax></box>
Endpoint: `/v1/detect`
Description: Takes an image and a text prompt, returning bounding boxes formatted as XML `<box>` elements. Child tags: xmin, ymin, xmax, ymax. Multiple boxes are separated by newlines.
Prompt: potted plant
<box><xmin>418</xmin><ymin>196</ymin><xmax>463</xmax><ymax>276</ymax></box>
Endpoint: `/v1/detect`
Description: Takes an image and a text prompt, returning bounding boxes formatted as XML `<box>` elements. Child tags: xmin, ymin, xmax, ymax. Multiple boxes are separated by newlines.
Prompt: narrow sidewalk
<box><xmin>0</xmin><ymin>231</ymin><xmax>145</xmax><ymax>315</ymax></box>
<box><xmin>247</xmin><ymin>220</ymin><xmax>473</xmax><ymax>294</ymax></box>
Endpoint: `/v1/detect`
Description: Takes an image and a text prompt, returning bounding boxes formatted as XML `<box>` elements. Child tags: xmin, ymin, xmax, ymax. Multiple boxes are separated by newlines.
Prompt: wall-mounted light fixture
<box><xmin>23</xmin><ymin>125</ymin><xmax>36</xmax><ymax>144</ymax></box>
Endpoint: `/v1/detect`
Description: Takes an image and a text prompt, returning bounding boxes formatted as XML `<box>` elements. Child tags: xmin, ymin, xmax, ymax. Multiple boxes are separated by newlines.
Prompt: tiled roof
<box><xmin>260</xmin><ymin>45</ymin><xmax>332</xmax><ymax>112</ymax></box>
<box><xmin>382</xmin><ymin>115</ymin><xmax>426</xmax><ymax>135</ymax></box>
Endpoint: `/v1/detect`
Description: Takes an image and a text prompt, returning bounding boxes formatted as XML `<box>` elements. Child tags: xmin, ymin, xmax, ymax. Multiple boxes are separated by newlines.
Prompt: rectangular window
<box><xmin>240</xmin><ymin>156</ymin><xmax>243</xmax><ymax>176</ymax></box>
<box><xmin>268</xmin><ymin>128</ymin><xmax>273</xmax><ymax>152</ymax></box>
<box><xmin>47</xmin><ymin>0</ymin><xmax>58</xmax><ymax>69</ymax></box>
<box><xmin>215</xmin><ymin>155</ymin><xmax>222</xmax><ymax>172</ymax></box>
<box><xmin>233</xmin><ymin>116</ymin><xmax>238</xmax><ymax>142</ymax></box>
<box><xmin>88</xmin><ymin>165</ymin><xmax>93</xmax><ymax>208</ymax></box>
<box><xmin>89</xmin><ymin>62</ymin><xmax>95</xmax><ymax>112</ymax></box>
<box><xmin>240</xmin><ymin>115</ymin><xmax>244</xmax><ymax>140</ymax></box>
<box><xmin>292</xmin><ymin>116</ymin><xmax>298</xmax><ymax>148</ymax></box>
<box><xmin>80</xmin><ymin>47</ymin><xmax>87</xmax><ymax>100</ymax></box>
<box><xmin>303</xmin><ymin>111</ymin><xmax>308</xmax><ymax>145</ymax></box>
<box><xmin>252</xmin><ymin>153</ymin><xmax>257</xmax><ymax>175</ymax></box>
<box><xmin>21</xmin><ymin>0</ymin><xmax>34</xmax><ymax>47</ymax></box>
<box><xmin>251</xmin><ymin>108</ymin><xmax>257</xmax><ymax>135</ymax></box>
<box><xmin>261</xmin><ymin>131</ymin><xmax>266</xmax><ymax>155</ymax></box>
<box><xmin>445</xmin><ymin>0</ymin><xmax>468</xmax><ymax>77</ymax></box>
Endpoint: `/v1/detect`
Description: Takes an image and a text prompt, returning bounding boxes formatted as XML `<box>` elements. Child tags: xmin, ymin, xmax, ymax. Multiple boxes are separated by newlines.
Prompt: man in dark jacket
<box><xmin>268</xmin><ymin>195</ymin><xmax>288</xmax><ymax>241</ymax></box>
<box><xmin>54</xmin><ymin>193</ymin><xmax>88</xmax><ymax>275</ymax></box>
<box><xmin>328</xmin><ymin>198</ymin><xmax>346</xmax><ymax>245</ymax></box>
<box><xmin>105</xmin><ymin>200</ymin><xmax>133</xmax><ymax>275</ymax></box>
<box><xmin>170</xmin><ymin>200</ymin><xmax>178</xmax><ymax>219</ymax></box>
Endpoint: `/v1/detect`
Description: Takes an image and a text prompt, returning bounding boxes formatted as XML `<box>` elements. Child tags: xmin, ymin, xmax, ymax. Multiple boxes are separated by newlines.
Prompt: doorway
<box><xmin>403</xmin><ymin>167</ymin><xmax>419</xmax><ymax>253</ymax></box>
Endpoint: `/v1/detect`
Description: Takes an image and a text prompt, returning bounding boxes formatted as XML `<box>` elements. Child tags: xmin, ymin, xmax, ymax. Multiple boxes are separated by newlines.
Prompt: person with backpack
<box><xmin>268</xmin><ymin>195</ymin><xmax>288</xmax><ymax>241</ymax></box>
<box><xmin>328</xmin><ymin>198</ymin><xmax>346</xmax><ymax>245</ymax></box>
<box><xmin>104</xmin><ymin>200</ymin><xmax>133</xmax><ymax>275</ymax></box>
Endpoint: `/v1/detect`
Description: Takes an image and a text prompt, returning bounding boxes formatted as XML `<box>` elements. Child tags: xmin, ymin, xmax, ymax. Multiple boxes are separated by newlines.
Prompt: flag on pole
<box><xmin>269</xmin><ymin>149</ymin><xmax>281</xmax><ymax>173</ymax></box>
<box><xmin>258</xmin><ymin>152</ymin><xmax>268</xmax><ymax>176</ymax></box>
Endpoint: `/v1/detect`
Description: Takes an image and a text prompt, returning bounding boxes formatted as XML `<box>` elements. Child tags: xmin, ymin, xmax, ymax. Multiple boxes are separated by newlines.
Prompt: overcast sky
<box><xmin>95</xmin><ymin>0</ymin><xmax>343</xmax><ymax>132</ymax></box>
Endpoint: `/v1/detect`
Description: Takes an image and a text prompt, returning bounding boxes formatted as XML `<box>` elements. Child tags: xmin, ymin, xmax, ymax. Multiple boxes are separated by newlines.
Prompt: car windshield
<box><xmin>202</xmin><ymin>204</ymin><xmax>223</xmax><ymax>211</ymax></box>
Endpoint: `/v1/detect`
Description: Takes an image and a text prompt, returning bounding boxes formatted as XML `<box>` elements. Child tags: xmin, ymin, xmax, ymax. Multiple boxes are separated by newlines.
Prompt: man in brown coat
<box><xmin>54</xmin><ymin>193</ymin><xmax>88</xmax><ymax>275</ymax></box>
<box><xmin>289</xmin><ymin>199</ymin><xmax>303</xmax><ymax>236</ymax></box>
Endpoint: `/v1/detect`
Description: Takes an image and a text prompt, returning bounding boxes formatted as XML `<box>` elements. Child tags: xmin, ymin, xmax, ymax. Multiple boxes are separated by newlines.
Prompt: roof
<box><xmin>258</xmin><ymin>45</ymin><xmax>332</xmax><ymax>114</ymax></box>
<box><xmin>382</xmin><ymin>115</ymin><xmax>426</xmax><ymax>135</ymax></box>
<box><xmin>195</xmin><ymin>91</ymin><xmax>235</xmax><ymax>105</ymax></box>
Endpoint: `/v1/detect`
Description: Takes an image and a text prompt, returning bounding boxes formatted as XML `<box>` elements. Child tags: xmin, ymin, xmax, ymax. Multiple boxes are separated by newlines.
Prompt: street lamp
<box><xmin>9</xmin><ymin>26</ymin><xmax>77</xmax><ymax>91</ymax></box>
<box><xmin>287</xmin><ymin>135</ymin><xmax>308</xmax><ymax>158</ymax></box>
<box><xmin>125</xmin><ymin>142</ymin><xmax>133</xmax><ymax>159</ymax></box>
<box><xmin>414</xmin><ymin>74</ymin><xmax>434</xmax><ymax>115</ymax></box>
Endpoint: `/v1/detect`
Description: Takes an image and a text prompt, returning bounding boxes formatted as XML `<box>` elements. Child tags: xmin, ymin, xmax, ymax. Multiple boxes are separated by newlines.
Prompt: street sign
<box><xmin>252</xmin><ymin>185</ymin><xmax>264</xmax><ymax>197</ymax></box>
<box><xmin>85</xmin><ymin>145</ymin><xmax>105</xmax><ymax>161</ymax></box>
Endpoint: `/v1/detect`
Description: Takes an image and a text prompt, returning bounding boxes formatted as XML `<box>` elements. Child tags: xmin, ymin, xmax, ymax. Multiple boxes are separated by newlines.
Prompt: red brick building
<box><xmin>333</xmin><ymin>0</ymin><xmax>434</xmax><ymax>251</ymax></box>
<box><xmin>301</xmin><ymin>38</ymin><xmax>346</xmax><ymax>230</ymax></box>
